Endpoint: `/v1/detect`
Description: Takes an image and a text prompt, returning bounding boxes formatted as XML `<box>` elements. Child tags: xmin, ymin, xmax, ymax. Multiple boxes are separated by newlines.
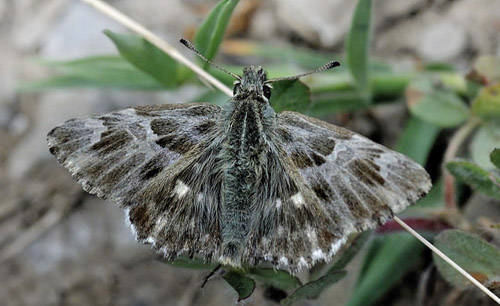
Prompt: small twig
<box><xmin>80</xmin><ymin>0</ymin><xmax>233</xmax><ymax>97</ymax></box>
<box><xmin>443</xmin><ymin>117</ymin><xmax>481</xmax><ymax>208</ymax></box>
<box><xmin>0</xmin><ymin>208</ymin><xmax>66</xmax><ymax>264</ymax></box>
<box><xmin>201</xmin><ymin>264</ymin><xmax>222</xmax><ymax>288</ymax></box>
<box><xmin>393</xmin><ymin>216</ymin><xmax>500</xmax><ymax>304</ymax></box>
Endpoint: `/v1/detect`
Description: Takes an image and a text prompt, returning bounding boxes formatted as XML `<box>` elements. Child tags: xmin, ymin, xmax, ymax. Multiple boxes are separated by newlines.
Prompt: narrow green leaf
<box><xmin>433</xmin><ymin>229</ymin><xmax>500</xmax><ymax>287</ymax></box>
<box><xmin>346</xmin><ymin>0</ymin><xmax>372</xmax><ymax>101</ymax></box>
<box><xmin>222</xmin><ymin>270</ymin><xmax>255</xmax><ymax>301</ymax></box>
<box><xmin>248</xmin><ymin>268</ymin><xmax>302</xmax><ymax>291</ymax></box>
<box><xmin>19</xmin><ymin>55</ymin><xmax>165</xmax><ymax>90</ymax></box>
<box><xmin>490</xmin><ymin>148</ymin><xmax>500</xmax><ymax>169</ymax></box>
<box><xmin>270</xmin><ymin>80</ymin><xmax>311</xmax><ymax>113</ymax></box>
<box><xmin>447</xmin><ymin>160</ymin><xmax>500</xmax><ymax>198</ymax></box>
<box><xmin>471</xmin><ymin>83</ymin><xmax>500</xmax><ymax>119</ymax></box>
<box><xmin>327</xmin><ymin>230</ymin><xmax>372</xmax><ymax>274</ymax></box>
<box><xmin>281</xmin><ymin>271</ymin><xmax>347</xmax><ymax>306</ymax></box>
<box><xmin>104</xmin><ymin>30</ymin><xmax>179</xmax><ymax>87</ymax></box>
<box><xmin>406</xmin><ymin>77</ymin><xmax>469</xmax><ymax>127</ymax></box>
<box><xmin>347</xmin><ymin>233</ymin><xmax>423</xmax><ymax>306</ymax></box>
<box><xmin>395</xmin><ymin>116</ymin><xmax>440</xmax><ymax>165</ymax></box>
<box><xmin>470</xmin><ymin>123</ymin><xmax>500</xmax><ymax>170</ymax></box>
<box><xmin>195</xmin><ymin>0</ymin><xmax>239</xmax><ymax>67</ymax></box>
<box><xmin>164</xmin><ymin>256</ymin><xmax>216</xmax><ymax>270</ymax></box>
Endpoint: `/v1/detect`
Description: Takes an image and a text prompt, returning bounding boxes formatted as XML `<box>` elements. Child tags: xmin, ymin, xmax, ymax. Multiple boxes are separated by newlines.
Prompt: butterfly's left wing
<box><xmin>243</xmin><ymin>111</ymin><xmax>431</xmax><ymax>272</ymax></box>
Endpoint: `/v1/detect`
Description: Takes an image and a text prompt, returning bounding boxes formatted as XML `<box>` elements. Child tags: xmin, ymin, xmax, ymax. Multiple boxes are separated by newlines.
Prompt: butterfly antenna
<box><xmin>180</xmin><ymin>39</ymin><xmax>241</xmax><ymax>80</ymax></box>
<box><xmin>266</xmin><ymin>60</ymin><xmax>340</xmax><ymax>83</ymax></box>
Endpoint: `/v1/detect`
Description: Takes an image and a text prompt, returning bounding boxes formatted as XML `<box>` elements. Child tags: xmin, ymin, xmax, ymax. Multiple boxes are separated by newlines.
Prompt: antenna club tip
<box><xmin>328</xmin><ymin>61</ymin><xmax>341</xmax><ymax>69</ymax></box>
<box><xmin>180</xmin><ymin>38</ymin><xmax>193</xmax><ymax>49</ymax></box>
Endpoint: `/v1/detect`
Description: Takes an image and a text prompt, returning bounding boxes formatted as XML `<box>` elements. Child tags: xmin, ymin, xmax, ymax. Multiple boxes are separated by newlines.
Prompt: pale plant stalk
<box><xmin>80</xmin><ymin>0</ymin><xmax>499</xmax><ymax>303</ymax></box>
<box><xmin>80</xmin><ymin>0</ymin><xmax>233</xmax><ymax>97</ymax></box>
<box><xmin>443</xmin><ymin>117</ymin><xmax>481</xmax><ymax>208</ymax></box>
<box><xmin>394</xmin><ymin>216</ymin><xmax>500</xmax><ymax>304</ymax></box>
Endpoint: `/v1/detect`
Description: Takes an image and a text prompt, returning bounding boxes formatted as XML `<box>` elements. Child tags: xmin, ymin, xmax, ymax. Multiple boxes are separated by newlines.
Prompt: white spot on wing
<box><xmin>279</xmin><ymin>256</ymin><xmax>289</xmax><ymax>266</ymax></box>
<box><xmin>328</xmin><ymin>237</ymin><xmax>348</xmax><ymax>257</ymax></box>
<box><xmin>312</xmin><ymin>249</ymin><xmax>325</xmax><ymax>261</ymax></box>
<box><xmin>174</xmin><ymin>180</ymin><xmax>190</xmax><ymax>198</ymax></box>
<box><xmin>291</xmin><ymin>193</ymin><xmax>305</xmax><ymax>207</ymax></box>
<box><xmin>298</xmin><ymin>257</ymin><xmax>308</xmax><ymax>268</ymax></box>
<box><xmin>276</xmin><ymin>198</ymin><xmax>282</xmax><ymax>209</ymax></box>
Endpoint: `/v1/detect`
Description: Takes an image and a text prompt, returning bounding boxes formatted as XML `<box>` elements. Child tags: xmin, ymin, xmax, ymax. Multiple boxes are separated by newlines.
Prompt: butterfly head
<box><xmin>233</xmin><ymin>66</ymin><xmax>272</xmax><ymax>101</ymax></box>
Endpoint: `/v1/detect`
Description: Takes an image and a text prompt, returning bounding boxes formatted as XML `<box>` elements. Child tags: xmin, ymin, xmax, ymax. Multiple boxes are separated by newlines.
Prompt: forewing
<box><xmin>47</xmin><ymin>103</ymin><xmax>224</xmax><ymax>259</ymax></box>
<box><xmin>276</xmin><ymin>111</ymin><xmax>431</xmax><ymax>232</ymax></box>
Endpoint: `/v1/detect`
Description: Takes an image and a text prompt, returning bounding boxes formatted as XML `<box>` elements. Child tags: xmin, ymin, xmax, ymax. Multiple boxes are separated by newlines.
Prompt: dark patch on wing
<box><xmin>336</xmin><ymin>182</ymin><xmax>371</xmax><ymax>219</ymax></box>
<box><xmin>290</xmin><ymin>150</ymin><xmax>314</xmax><ymax>168</ymax></box>
<box><xmin>187</xmin><ymin>105</ymin><xmax>219</xmax><ymax>116</ymax></box>
<box><xmin>85</xmin><ymin>150</ymin><xmax>127</xmax><ymax>180</ymax></box>
<box><xmin>91</xmin><ymin>130</ymin><xmax>133</xmax><ymax>156</ymax></box>
<box><xmin>140</xmin><ymin>156</ymin><xmax>164</xmax><ymax>180</ymax></box>
<box><xmin>128</xmin><ymin>201</ymin><xmax>155</xmax><ymax>240</ymax></box>
<box><xmin>310</xmin><ymin>152</ymin><xmax>326</xmax><ymax>166</ymax></box>
<box><xmin>311</xmin><ymin>176</ymin><xmax>333</xmax><ymax>202</ymax></box>
<box><xmin>150</xmin><ymin>119</ymin><xmax>179</xmax><ymax>136</ymax></box>
<box><xmin>194</xmin><ymin>120</ymin><xmax>216</xmax><ymax>134</ymax></box>
<box><xmin>155</xmin><ymin>135</ymin><xmax>193</xmax><ymax>154</ymax></box>
<box><xmin>276</xmin><ymin>127</ymin><xmax>294</xmax><ymax>142</ymax></box>
<box><xmin>309</xmin><ymin>137</ymin><xmax>335</xmax><ymax>156</ymax></box>
<box><xmin>98</xmin><ymin>153</ymin><xmax>146</xmax><ymax>190</ymax></box>
<box><xmin>349</xmin><ymin>159</ymin><xmax>385</xmax><ymax>186</ymax></box>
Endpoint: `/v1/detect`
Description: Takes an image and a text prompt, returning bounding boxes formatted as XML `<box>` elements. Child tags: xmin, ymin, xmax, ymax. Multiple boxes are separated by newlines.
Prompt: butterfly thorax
<box><xmin>219</xmin><ymin>67</ymin><xmax>277</xmax><ymax>265</ymax></box>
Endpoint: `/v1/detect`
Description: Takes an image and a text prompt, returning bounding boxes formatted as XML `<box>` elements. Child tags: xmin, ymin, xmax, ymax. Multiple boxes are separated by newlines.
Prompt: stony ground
<box><xmin>1</xmin><ymin>1</ymin><xmax>499</xmax><ymax>305</ymax></box>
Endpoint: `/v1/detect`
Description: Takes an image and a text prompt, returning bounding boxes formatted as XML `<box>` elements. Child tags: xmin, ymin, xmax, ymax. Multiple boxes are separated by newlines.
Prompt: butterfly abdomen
<box><xmin>219</xmin><ymin>98</ymin><xmax>273</xmax><ymax>265</ymax></box>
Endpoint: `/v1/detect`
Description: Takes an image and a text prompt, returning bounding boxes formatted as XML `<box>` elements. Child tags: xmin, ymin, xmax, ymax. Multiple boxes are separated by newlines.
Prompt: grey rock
<box><xmin>418</xmin><ymin>19</ymin><xmax>467</xmax><ymax>62</ymax></box>
<box><xmin>274</xmin><ymin>0</ymin><xmax>357</xmax><ymax>47</ymax></box>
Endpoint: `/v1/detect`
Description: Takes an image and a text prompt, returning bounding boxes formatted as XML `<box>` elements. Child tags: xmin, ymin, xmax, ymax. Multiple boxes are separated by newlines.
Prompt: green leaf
<box><xmin>281</xmin><ymin>271</ymin><xmax>347</xmax><ymax>306</ymax></box>
<box><xmin>327</xmin><ymin>230</ymin><xmax>372</xmax><ymax>274</ymax></box>
<box><xmin>395</xmin><ymin>116</ymin><xmax>440</xmax><ymax>165</ymax></box>
<box><xmin>164</xmin><ymin>256</ymin><xmax>216</xmax><ymax>270</ymax></box>
<box><xmin>406</xmin><ymin>76</ymin><xmax>469</xmax><ymax>127</ymax></box>
<box><xmin>19</xmin><ymin>55</ymin><xmax>165</xmax><ymax>90</ymax></box>
<box><xmin>346</xmin><ymin>0</ymin><xmax>372</xmax><ymax>101</ymax></box>
<box><xmin>270</xmin><ymin>80</ymin><xmax>311</xmax><ymax>113</ymax></box>
<box><xmin>222</xmin><ymin>270</ymin><xmax>255</xmax><ymax>301</ymax></box>
<box><xmin>247</xmin><ymin>268</ymin><xmax>301</xmax><ymax>291</ymax></box>
<box><xmin>104</xmin><ymin>30</ymin><xmax>179</xmax><ymax>87</ymax></box>
<box><xmin>490</xmin><ymin>148</ymin><xmax>500</xmax><ymax>169</ymax></box>
<box><xmin>433</xmin><ymin>229</ymin><xmax>500</xmax><ymax>287</ymax></box>
<box><xmin>447</xmin><ymin>160</ymin><xmax>500</xmax><ymax>198</ymax></box>
<box><xmin>194</xmin><ymin>0</ymin><xmax>239</xmax><ymax>67</ymax></box>
<box><xmin>470</xmin><ymin>123</ymin><xmax>500</xmax><ymax>170</ymax></box>
<box><xmin>471</xmin><ymin>83</ymin><xmax>500</xmax><ymax>119</ymax></box>
<box><xmin>470</xmin><ymin>55</ymin><xmax>500</xmax><ymax>85</ymax></box>
<box><xmin>347</xmin><ymin>233</ymin><xmax>424</xmax><ymax>306</ymax></box>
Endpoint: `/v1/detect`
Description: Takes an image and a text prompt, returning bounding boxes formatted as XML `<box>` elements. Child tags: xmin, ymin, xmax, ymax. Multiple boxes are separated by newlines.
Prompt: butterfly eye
<box><xmin>263</xmin><ymin>85</ymin><xmax>272</xmax><ymax>100</ymax></box>
<box><xmin>233</xmin><ymin>82</ymin><xmax>240</xmax><ymax>96</ymax></box>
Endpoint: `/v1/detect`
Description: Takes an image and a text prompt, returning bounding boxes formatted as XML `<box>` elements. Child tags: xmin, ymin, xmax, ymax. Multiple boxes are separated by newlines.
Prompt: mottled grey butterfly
<box><xmin>47</xmin><ymin>39</ymin><xmax>431</xmax><ymax>273</ymax></box>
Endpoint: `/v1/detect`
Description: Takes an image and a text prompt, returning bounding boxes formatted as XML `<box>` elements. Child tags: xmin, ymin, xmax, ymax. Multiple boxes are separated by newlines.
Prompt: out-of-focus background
<box><xmin>1</xmin><ymin>0</ymin><xmax>500</xmax><ymax>305</ymax></box>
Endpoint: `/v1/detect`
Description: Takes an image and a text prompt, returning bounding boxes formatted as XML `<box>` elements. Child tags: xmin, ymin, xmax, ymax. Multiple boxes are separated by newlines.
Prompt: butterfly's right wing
<box><xmin>48</xmin><ymin>103</ymin><xmax>225</xmax><ymax>259</ymax></box>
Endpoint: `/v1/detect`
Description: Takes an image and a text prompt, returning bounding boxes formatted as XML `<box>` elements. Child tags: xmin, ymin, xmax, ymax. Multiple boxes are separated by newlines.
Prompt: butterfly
<box><xmin>47</xmin><ymin>39</ymin><xmax>431</xmax><ymax>273</ymax></box>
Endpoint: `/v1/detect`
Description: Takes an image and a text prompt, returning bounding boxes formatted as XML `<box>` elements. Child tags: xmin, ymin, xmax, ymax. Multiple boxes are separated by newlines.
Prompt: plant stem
<box><xmin>393</xmin><ymin>216</ymin><xmax>500</xmax><ymax>304</ymax></box>
<box><xmin>443</xmin><ymin>117</ymin><xmax>481</xmax><ymax>208</ymax></box>
<box><xmin>80</xmin><ymin>0</ymin><xmax>233</xmax><ymax>97</ymax></box>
